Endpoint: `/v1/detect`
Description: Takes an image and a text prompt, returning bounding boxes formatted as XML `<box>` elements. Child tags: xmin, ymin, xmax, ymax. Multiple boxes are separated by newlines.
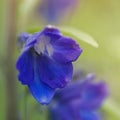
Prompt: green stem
<box><xmin>24</xmin><ymin>87</ymin><xmax>28</xmax><ymax>120</ymax></box>
<box><xmin>5</xmin><ymin>0</ymin><xmax>18</xmax><ymax>119</ymax></box>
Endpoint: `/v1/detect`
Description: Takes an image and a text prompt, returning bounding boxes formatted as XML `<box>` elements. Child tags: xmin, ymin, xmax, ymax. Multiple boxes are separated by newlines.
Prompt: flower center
<box><xmin>34</xmin><ymin>35</ymin><xmax>53</xmax><ymax>56</ymax></box>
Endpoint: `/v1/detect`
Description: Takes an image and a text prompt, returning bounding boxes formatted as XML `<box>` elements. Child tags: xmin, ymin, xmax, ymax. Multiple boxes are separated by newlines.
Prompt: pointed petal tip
<box><xmin>29</xmin><ymin>87</ymin><xmax>55</xmax><ymax>105</ymax></box>
<box><xmin>28</xmin><ymin>77</ymin><xmax>55</xmax><ymax>105</ymax></box>
<box><xmin>36</xmin><ymin>96</ymin><xmax>52</xmax><ymax>105</ymax></box>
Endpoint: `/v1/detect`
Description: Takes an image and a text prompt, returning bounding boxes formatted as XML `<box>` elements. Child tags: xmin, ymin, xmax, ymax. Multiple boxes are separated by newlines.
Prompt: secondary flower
<box><xmin>38</xmin><ymin>0</ymin><xmax>78</xmax><ymax>24</ymax></box>
<box><xmin>49</xmin><ymin>73</ymin><xmax>108</xmax><ymax>120</ymax></box>
<box><xmin>16</xmin><ymin>26</ymin><xmax>82</xmax><ymax>104</ymax></box>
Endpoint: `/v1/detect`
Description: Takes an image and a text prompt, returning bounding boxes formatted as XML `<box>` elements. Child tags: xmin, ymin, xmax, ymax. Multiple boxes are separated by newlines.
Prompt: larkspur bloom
<box><xmin>38</xmin><ymin>0</ymin><xmax>78</xmax><ymax>23</ymax></box>
<box><xmin>49</xmin><ymin>73</ymin><xmax>108</xmax><ymax>120</ymax></box>
<box><xmin>17</xmin><ymin>32</ymin><xmax>31</xmax><ymax>49</ymax></box>
<box><xmin>16</xmin><ymin>26</ymin><xmax>82</xmax><ymax>104</ymax></box>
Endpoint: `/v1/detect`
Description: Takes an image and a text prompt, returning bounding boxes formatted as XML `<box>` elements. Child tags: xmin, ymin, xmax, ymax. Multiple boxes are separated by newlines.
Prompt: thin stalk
<box><xmin>24</xmin><ymin>87</ymin><xmax>28</xmax><ymax>120</ymax></box>
<box><xmin>5</xmin><ymin>0</ymin><xmax>18</xmax><ymax>119</ymax></box>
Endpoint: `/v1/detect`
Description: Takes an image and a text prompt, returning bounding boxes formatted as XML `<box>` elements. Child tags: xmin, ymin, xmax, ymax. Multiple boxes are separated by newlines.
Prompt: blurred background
<box><xmin>0</xmin><ymin>0</ymin><xmax>120</xmax><ymax>120</ymax></box>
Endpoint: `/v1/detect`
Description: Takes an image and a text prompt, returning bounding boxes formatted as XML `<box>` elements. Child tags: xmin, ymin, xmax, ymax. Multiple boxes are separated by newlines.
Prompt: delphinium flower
<box><xmin>16</xmin><ymin>25</ymin><xmax>82</xmax><ymax>104</ymax></box>
<box><xmin>38</xmin><ymin>0</ymin><xmax>78</xmax><ymax>24</ymax></box>
<box><xmin>17</xmin><ymin>32</ymin><xmax>31</xmax><ymax>49</ymax></box>
<box><xmin>49</xmin><ymin>73</ymin><xmax>108</xmax><ymax>120</ymax></box>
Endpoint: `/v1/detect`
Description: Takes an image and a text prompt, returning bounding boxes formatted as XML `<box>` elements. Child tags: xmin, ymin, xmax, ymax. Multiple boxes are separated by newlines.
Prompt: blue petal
<box><xmin>51</xmin><ymin>37</ymin><xmax>82</xmax><ymax>63</ymax></box>
<box><xmin>18</xmin><ymin>32</ymin><xmax>30</xmax><ymax>43</ymax></box>
<box><xmin>16</xmin><ymin>50</ymin><xmax>34</xmax><ymax>84</ymax></box>
<box><xmin>42</xmin><ymin>26</ymin><xmax>62</xmax><ymax>42</ymax></box>
<box><xmin>16</xmin><ymin>50</ymin><xmax>55</xmax><ymax>104</ymax></box>
<box><xmin>55</xmin><ymin>82</ymin><xmax>83</xmax><ymax>103</ymax></box>
<box><xmin>25</xmin><ymin>32</ymin><xmax>40</xmax><ymax>47</ymax></box>
<box><xmin>17</xmin><ymin>32</ymin><xmax>31</xmax><ymax>48</ymax></box>
<box><xmin>36</xmin><ymin>55</ymin><xmax>73</xmax><ymax>89</ymax></box>
<box><xmin>81</xmin><ymin>82</ymin><xmax>108</xmax><ymax>110</ymax></box>
<box><xmin>25</xmin><ymin>26</ymin><xmax>62</xmax><ymax>48</ymax></box>
<box><xmin>42</xmin><ymin>26</ymin><xmax>62</xmax><ymax>35</ymax></box>
<box><xmin>28</xmin><ymin>75</ymin><xmax>55</xmax><ymax>104</ymax></box>
<box><xmin>80</xmin><ymin>110</ymin><xmax>100</xmax><ymax>120</ymax></box>
<box><xmin>50</xmin><ymin>104</ymin><xmax>73</xmax><ymax>120</ymax></box>
<box><xmin>55</xmin><ymin>73</ymin><xmax>95</xmax><ymax>102</ymax></box>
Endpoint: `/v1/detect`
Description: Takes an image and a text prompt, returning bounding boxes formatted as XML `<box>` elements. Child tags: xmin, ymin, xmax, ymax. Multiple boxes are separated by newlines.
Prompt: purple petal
<box><xmin>41</xmin><ymin>26</ymin><xmax>62</xmax><ymax>43</ymax></box>
<box><xmin>80</xmin><ymin>110</ymin><xmax>100</xmax><ymax>120</ymax></box>
<box><xmin>17</xmin><ymin>32</ymin><xmax>31</xmax><ymax>48</ymax></box>
<box><xmin>51</xmin><ymin>37</ymin><xmax>82</xmax><ymax>63</ymax></box>
<box><xmin>16</xmin><ymin>49</ymin><xmax>55</xmax><ymax>104</ymax></box>
<box><xmin>36</xmin><ymin>55</ymin><xmax>73</xmax><ymax>89</ymax></box>
<box><xmin>50</xmin><ymin>104</ymin><xmax>73</xmax><ymax>120</ymax></box>
<box><xmin>55</xmin><ymin>81</ymin><xmax>83</xmax><ymax>103</ymax></box>
<box><xmin>16</xmin><ymin>50</ymin><xmax>34</xmax><ymax>84</ymax></box>
<box><xmin>81</xmin><ymin>81</ymin><xmax>108</xmax><ymax>110</ymax></box>
<box><xmin>25</xmin><ymin>32</ymin><xmax>40</xmax><ymax>47</ymax></box>
<box><xmin>55</xmin><ymin>73</ymin><xmax>95</xmax><ymax>102</ymax></box>
<box><xmin>18</xmin><ymin>32</ymin><xmax>30</xmax><ymax>43</ymax></box>
<box><xmin>25</xmin><ymin>26</ymin><xmax>62</xmax><ymax>48</ymax></box>
<box><xmin>42</xmin><ymin>26</ymin><xmax>62</xmax><ymax>36</ymax></box>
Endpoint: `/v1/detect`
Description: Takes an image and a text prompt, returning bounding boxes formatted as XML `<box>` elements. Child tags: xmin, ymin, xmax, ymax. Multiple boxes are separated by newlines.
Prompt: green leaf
<box><xmin>59</xmin><ymin>26</ymin><xmax>99</xmax><ymax>48</ymax></box>
<box><xmin>102</xmin><ymin>99</ymin><xmax>120</xmax><ymax>120</ymax></box>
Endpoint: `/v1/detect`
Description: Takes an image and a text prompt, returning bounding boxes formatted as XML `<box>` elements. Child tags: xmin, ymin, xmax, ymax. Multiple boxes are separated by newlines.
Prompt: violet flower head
<box><xmin>16</xmin><ymin>26</ymin><xmax>82</xmax><ymax>104</ymax></box>
<box><xmin>49</xmin><ymin>73</ymin><xmax>108</xmax><ymax>120</ymax></box>
<box><xmin>38</xmin><ymin>0</ymin><xmax>78</xmax><ymax>23</ymax></box>
<box><xmin>17</xmin><ymin>32</ymin><xmax>31</xmax><ymax>48</ymax></box>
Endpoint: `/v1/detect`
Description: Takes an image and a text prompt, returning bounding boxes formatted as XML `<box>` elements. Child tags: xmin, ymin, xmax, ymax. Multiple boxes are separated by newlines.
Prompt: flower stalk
<box><xmin>5</xmin><ymin>0</ymin><xmax>18</xmax><ymax>119</ymax></box>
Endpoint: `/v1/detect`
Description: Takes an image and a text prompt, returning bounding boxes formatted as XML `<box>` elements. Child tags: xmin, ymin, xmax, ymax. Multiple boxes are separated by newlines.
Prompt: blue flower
<box><xmin>49</xmin><ymin>73</ymin><xmax>108</xmax><ymax>120</ymax></box>
<box><xmin>16</xmin><ymin>26</ymin><xmax>82</xmax><ymax>104</ymax></box>
<box><xmin>17</xmin><ymin>32</ymin><xmax>31</xmax><ymax>49</ymax></box>
<box><xmin>38</xmin><ymin>0</ymin><xmax>78</xmax><ymax>23</ymax></box>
